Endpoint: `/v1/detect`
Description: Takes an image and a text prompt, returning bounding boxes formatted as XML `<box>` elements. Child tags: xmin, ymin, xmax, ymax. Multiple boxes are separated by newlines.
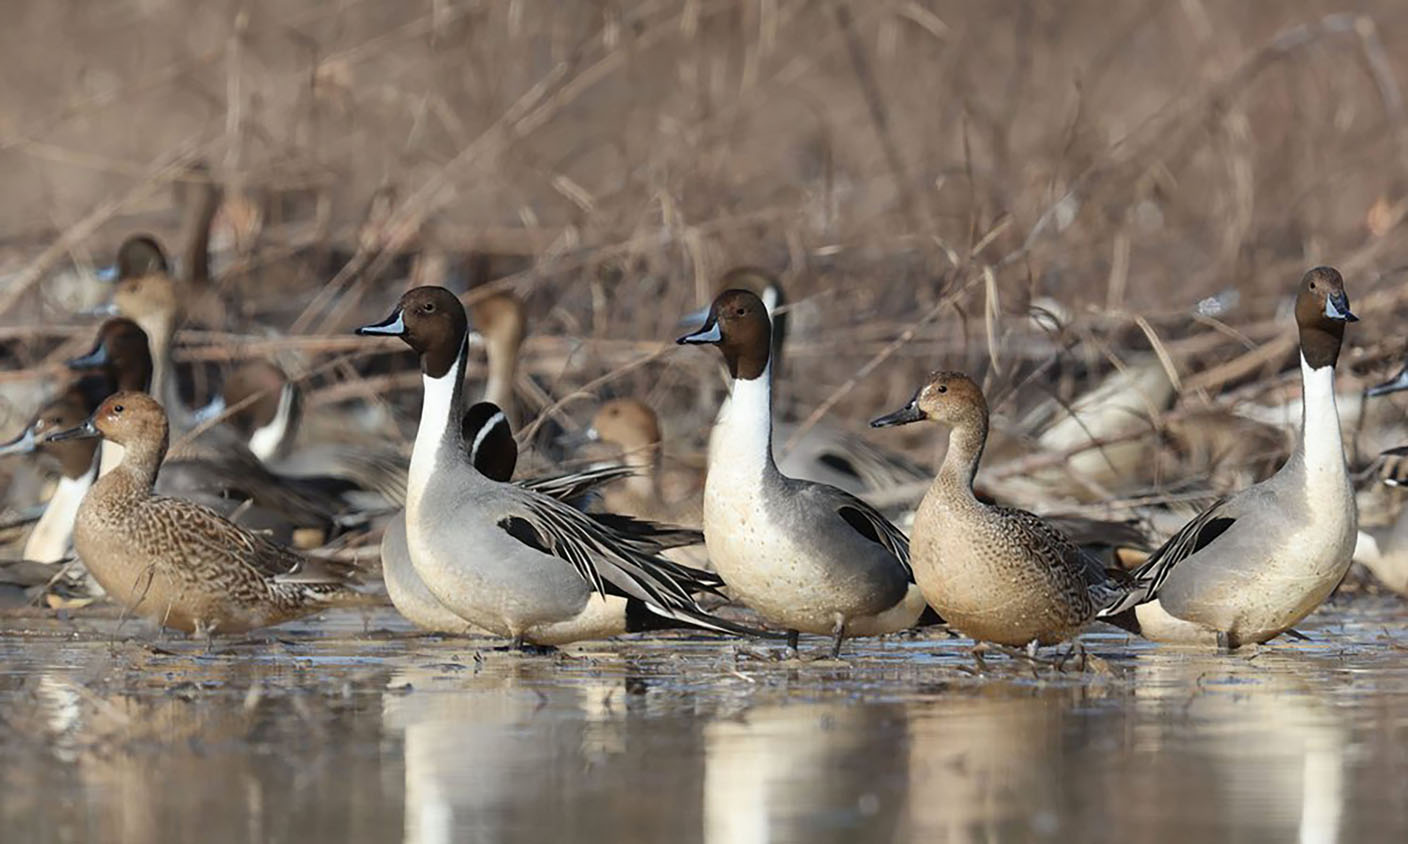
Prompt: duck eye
<box><xmin>735</xmin><ymin>307</ymin><xmax>746</xmax><ymax>316</ymax></box>
<box><xmin>423</xmin><ymin>302</ymin><xmax>436</xmax><ymax>313</ymax></box>
<box><xmin>936</xmin><ymin>385</ymin><xmax>948</xmax><ymax>393</ymax></box>
<box><xmin>113</xmin><ymin>405</ymin><xmax>124</xmax><ymax>413</ymax></box>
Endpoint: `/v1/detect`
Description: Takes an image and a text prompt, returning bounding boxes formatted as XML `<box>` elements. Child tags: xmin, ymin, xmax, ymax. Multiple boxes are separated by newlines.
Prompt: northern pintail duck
<box><xmin>871</xmin><ymin>372</ymin><xmax>1132</xmax><ymax>647</ymax></box>
<box><xmin>67</xmin><ymin>318</ymin><xmax>350</xmax><ymax>537</ymax></box>
<box><xmin>468</xmin><ymin>292</ymin><xmax>526</xmax><ymax>427</ymax></box>
<box><xmin>577</xmin><ymin>398</ymin><xmax>704</xmax><ymax>526</ymax></box>
<box><xmin>1344</xmin><ymin>358</ymin><xmax>1408</xmax><ymax>592</ymax></box>
<box><xmin>358</xmin><ymin>286</ymin><xmax>759</xmax><ymax>646</ymax></box>
<box><xmin>692</xmin><ymin>267</ymin><xmax>930</xmax><ymax>498</ymax></box>
<box><xmin>1100</xmin><ymin>268</ymin><xmax>1359</xmax><ymax>649</ymax></box>
<box><xmin>49</xmin><ymin>392</ymin><xmax>366</xmax><ymax>636</ymax></box>
<box><xmin>195</xmin><ymin>359</ymin><xmax>302</xmax><ymax>462</ymax></box>
<box><xmin>382</xmin><ymin>401</ymin><xmax>684</xmax><ymax>634</ymax></box>
<box><xmin>0</xmin><ymin>379</ymin><xmax>106</xmax><ymax>563</ymax></box>
<box><xmin>106</xmin><ymin>235</ymin><xmax>198</xmax><ymax>429</ymax></box>
<box><xmin>678</xmin><ymin>289</ymin><xmax>930</xmax><ymax>656</ymax></box>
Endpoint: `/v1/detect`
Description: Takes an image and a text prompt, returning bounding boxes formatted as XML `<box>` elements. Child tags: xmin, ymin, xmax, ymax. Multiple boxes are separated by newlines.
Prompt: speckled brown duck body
<box><xmin>872</xmin><ymin>373</ymin><xmax>1130</xmax><ymax>647</ymax></box>
<box><xmin>53</xmin><ymin>392</ymin><xmax>363</xmax><ymax>635</ymax></box>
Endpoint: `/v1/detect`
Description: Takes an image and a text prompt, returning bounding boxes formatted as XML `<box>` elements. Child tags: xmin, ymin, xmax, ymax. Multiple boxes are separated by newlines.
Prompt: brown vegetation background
<box><xmin>3</xmin><ymin>0</ymin><xmax>1408</xmax><ymax>504</ymax></box>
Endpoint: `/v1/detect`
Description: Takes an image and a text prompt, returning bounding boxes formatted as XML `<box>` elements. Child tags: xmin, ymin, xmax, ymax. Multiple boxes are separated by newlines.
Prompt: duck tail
<box><xmin>625</xmin><ymin>599</ymin><xmax>786</xmax><ymax>639</ymax></box>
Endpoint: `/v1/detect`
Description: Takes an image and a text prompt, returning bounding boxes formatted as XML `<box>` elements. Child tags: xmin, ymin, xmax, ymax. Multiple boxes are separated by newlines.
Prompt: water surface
<box><xmin>3</xmin><ymin>595</ymin><xmax>1407</xmax><ymax>843</ymax></box>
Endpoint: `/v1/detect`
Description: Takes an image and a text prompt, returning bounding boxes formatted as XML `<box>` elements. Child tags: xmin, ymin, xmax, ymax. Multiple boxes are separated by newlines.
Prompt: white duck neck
<box><xmin>1298</xmin><ymin>352</ymin><xmax>1345</xmax><ymax>479</ymax></box>
<box><xmin>408</xmin><ymin>338</ymin><xmax>468</xmax><ymax>513</ymax></box>
<box><xmin>711</xmin><ymin>362</ymin><xmax>775</xmax><ymax>482</ymax></box>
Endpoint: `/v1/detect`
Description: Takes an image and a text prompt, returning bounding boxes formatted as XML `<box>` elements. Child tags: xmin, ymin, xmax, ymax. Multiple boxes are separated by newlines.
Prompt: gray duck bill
<box><xmin>870</xmin><ymin>402</ymin><xmax>924</xmax><ymax>428</ymax></box>
<box><xmin>1366</xmin><ymin>365</ymin><xmax>1408</xmax><ymax>398</ymax></box>
<box><xmin>356</xmin><ymin>309</ymin><xmax>407</xmax><ymax>337</ymax></box>
<box><xmin>47</xmin><ymin>421</ymin><xmax>101</xmax><ymax>443</ymax></box>
<box><xmin>1325</xmin><ymin>290</ymin><xmax>1357</xmax><ymax>322</ymax></box>
<box><xmin>66</xmin><ymin>340</ymin><xmax>111</xmax><ymax>370</ymax></box>
<box><xmin>0</xmin><ymin>427</ymin><xmax>38</xmax><ymax>457</ymax></box>
<box><xmin>675</xmin><ymin>316</ymin><xmax>721</xmax><ymax>345</ymax></box>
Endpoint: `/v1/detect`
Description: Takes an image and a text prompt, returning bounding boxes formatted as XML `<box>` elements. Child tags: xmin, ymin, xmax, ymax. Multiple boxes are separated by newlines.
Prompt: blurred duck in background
<box><xmin>0</xmin><ymin>377</ymin><xmax>108</xmax><ymax>564</ymax></box>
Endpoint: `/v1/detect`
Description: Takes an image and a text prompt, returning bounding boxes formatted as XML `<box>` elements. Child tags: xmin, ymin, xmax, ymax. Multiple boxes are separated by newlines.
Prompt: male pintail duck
<box><xmin>49</xmin><ymin>392</ymin><xmax>366</xmax><ymax>636</ymax></box>
<box><xmin>872</xmin><ymin>372</ymin><xmax>1132</xmax><ymax>647</ymax></box>
<box><xmin>0</xmin><ymin>379</ymin><xmax>106</xmax><ymax>563</ymax></box>
<box><xmin>382</xmin><ymin>400</ymin><xmax>677</xmax><ymax>635</ymax></box>
<box><xmin>575</xmin><ymin>398</ymin><xmax>704</xmax><ymax>527</ymax></box>
<box><xmin>689</xmin><ymin>267</ymin><xmax>930</xmax><ymax>498</ymax></box>
<box><xmin>1099</xmin><ymin>267</ymin><xmax>1359</xmax><ymax>649</ymax></box>
<box><xmin>195</xmin><ymin>359</ymin><xmax>302</xmax><ymax>462</ymax></box>
<box><xmin>358</xmin><ymin>286</ymin><xmax>763</xmax><ymax>647</ymax></box>
<box><xmin>678</xmin><ymin>289</ymin><xmax>931</xmax><ymax>656</ymax></box>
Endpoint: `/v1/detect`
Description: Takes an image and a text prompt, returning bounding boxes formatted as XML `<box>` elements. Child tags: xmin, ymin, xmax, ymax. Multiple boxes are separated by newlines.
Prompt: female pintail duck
<box><xmin>357</xmin><ymin>286</ymin><xmax>761</xmax><ymax>647</ymax></box>
<box><xmin>104</xmin><ymin>236</ymin><xmax>199</xmax><ymax>429</ymax></box>
<box><xmin>871</xmin><ymin>372</ymin><xmax>1133</xmax><ymax>647</ymax></box>
<box><xmin>48</xmin><ymin>392</ymin><xmax>366</xmax><ymax>636</ymax></box>
<box><xmin>468</xmin><ymin>292</ymin><xmax>526</xmax><ymax>428</ymax></box>
<box><xmin>687</xmin><ymin>268</ymin><xmax>930</xmax><ymax>498</ymax></box>
<box><xmin>678</xmin><ymin>289</ymin><xmax>931</xmax><ymax>657</ymax></box>
<box><xmin>67</xmin><ymin>318</ymin><xmax>351</xmax><ymax>537</ymax></box>
<box><xmin>1099</xmin><ymin>267</ymin><xmax>1359</xmax><ymax>649</ymax></box>
<box><xmin>575</xmin><ymin>398</ymin><xmax>704</xmax><ymax>527</ymax></box>
<box><xmin>0</xmin><ymin>379</ymin><xmax>106</xmax><ymax>563</ymax></box>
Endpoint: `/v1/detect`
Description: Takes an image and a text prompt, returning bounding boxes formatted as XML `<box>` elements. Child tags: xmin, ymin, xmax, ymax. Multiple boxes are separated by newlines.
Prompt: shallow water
<box><xmin>3</xmin><ymin>594</ymin><xmax>1408</xmax><ymax>843</ymax></box>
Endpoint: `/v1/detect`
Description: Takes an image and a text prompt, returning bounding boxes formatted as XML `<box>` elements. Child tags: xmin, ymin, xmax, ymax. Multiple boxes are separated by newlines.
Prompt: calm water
<box><xmin>3</xmin><ymin>595</ymin><xmax>1408</xmax><ymax>843</ymax></box>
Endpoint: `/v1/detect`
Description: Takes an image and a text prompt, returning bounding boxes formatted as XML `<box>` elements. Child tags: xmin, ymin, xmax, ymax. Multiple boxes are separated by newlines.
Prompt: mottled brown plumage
<box><xmin>53</xmin><ymin>392</ymin><xmax>365</xmax><ymax>636</ymax></box>
<box><xmin>871</xmin><ymin>372</ymin><xmax>1130</xmax><ymax>646</ymax></box>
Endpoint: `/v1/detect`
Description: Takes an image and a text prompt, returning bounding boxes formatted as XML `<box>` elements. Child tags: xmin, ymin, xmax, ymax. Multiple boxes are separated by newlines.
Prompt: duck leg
<box><xmin>786</xmin><ymin>629</ymin><xmax>800</xmax><ymax>658</ymax></box>
<box><xmin>829</xmin><ymin>618</ymin><xmax>846</xmax><ymax>659</ymax></box>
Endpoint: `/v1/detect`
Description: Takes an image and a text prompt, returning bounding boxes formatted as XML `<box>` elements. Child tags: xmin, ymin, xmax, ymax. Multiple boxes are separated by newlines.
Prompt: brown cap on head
<box><xmin>116</xmin><ymin>235</ymin><xmax>170</xmax><ymax>280</ymax></box>
<box><xmin>870</xmin><ymin>371</ymin><xmax>988</xmax><ymax>430</ymax></box>
<box><xmin>356</xmin><ymin>286</ymin><xmax>469</xmax><ymax>378</ymax></box>
<box><xmin>591</xmin><ymin>399</ymin><xmax>662</xmax><ymax>450</ymax></box>
<box><xmin>67</xmin><ymin>318</ymin><xmax>154</xmax><ymax>392</ymax></box>
<box><xmin>676</xmin><ymin>289</ymin><xmax>772</xmax><ymax>380</ymax></box>
<box><xmin>1294</xmin><ymin>266</ymin><xmax>1356</xmax><ymax>370</ymax></box>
